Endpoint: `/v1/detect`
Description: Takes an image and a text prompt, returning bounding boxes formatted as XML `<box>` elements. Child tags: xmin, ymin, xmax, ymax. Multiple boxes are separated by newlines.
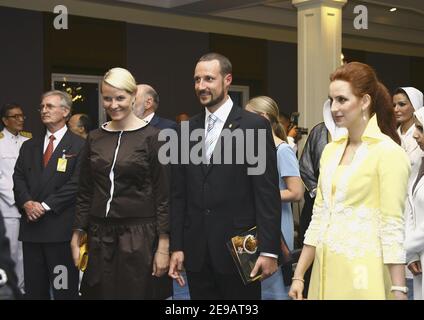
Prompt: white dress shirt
<box><xmin>43</xmin><ymin>125</ymin><xmax>68</xmax><ymax>153</ymax></box>
<box><xmin>42</xmin><ymin>125</ymin><xmax>68</xmax><ymax>211</ymax></box>
<box><xmin>142</xmin><ymin>112</ymin><xmax>155</xmax><ymax>123</ymax></box>
<box><xmin>204</xmin><ymin>96</ymin><xmax>233</xmax><ymax>154</ymax></box>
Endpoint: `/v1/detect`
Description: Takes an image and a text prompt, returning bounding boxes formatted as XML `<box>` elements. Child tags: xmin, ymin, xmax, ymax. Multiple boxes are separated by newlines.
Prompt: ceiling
<box><xmin>91</xmin><ymin>0</ymin><xmax>423</xmax><ymax>46</ymax></box>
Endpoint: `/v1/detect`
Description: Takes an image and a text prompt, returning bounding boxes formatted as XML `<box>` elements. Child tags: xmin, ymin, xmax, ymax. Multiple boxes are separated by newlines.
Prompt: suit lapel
<box><xmin>30</xmin><ymin>138</ymin><xmax>45</xmax><ymax>196</ymax></box>
<box><xmin>188</xmin><ymin>112</ymin><xmax>208</xmax><ymax>176</ymax></box>
<box><xmin>204</xmin><ymin>105</ymin><xmax>242</xmax><ymax>178</ymax></box>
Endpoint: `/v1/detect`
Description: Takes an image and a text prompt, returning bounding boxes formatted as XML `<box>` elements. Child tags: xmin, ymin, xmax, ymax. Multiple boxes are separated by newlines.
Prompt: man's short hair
<box><xmin>41</xmin><ymin>90</ymin><xmax>72</xmax><ymax>120</ymax></box>
<box><xmin>42</xmin><ymin>90</ymin><xmax>73</xmax><ymax>110</ymax></box>
<box><xmin>1</xmin><ymin>103</ymin><xmax>22</xmax><ymax>126</ymax></box>
<box><xmin>77</xmin><ymin>114</ymin><xmax>91</xmax><ymax>134</ymax></box>
<box><xmin>198</xmin><ymin>52</ymin><xmax>232</xmax><ymax>76</ymax></box>
<box><xmin>1</xmin><ymin>103</ymin><xmax>22</xmax><ymax>118</ymax></box>
<box><xmin>145</xmin><ymin>87</ymin><xmax>160</xmax><ymax>111</ymax></box>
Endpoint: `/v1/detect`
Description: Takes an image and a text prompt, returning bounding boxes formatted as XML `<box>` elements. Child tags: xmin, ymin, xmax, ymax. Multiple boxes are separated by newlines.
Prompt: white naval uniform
<box><xmin>0</xmin><ymin>128</ymin><xmax>31</xmax><ymax>292</ymax></box>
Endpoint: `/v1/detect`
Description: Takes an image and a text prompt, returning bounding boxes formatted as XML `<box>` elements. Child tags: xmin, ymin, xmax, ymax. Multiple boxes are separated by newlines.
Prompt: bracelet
<box><xmin>292</xmin><ymin>277</ymin><xmax>305</xmax><ymax>283</ymax></box>
<box><xmin>390</xmin><ymin>285</ymin><xmax>408</xmax><ymax>293</ymax></box>
<box><xmin>156</xmin><ymin>251</ymin><xmax>169</xmax><ymax>255</ymax></box>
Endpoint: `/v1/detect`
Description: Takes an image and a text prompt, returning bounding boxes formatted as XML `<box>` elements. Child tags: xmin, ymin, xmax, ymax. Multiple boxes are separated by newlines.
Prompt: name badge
<box><xmin>57</xmin><ymin>158</ymin><xmax>67</xmax><ymax>172</ymax></box>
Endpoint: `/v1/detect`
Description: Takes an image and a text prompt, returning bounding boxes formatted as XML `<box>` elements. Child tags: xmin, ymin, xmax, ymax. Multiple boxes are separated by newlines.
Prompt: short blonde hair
<box><xmin>102</xmin><ymin>67</ymin><xmax>137</xmax><ymax>94</ymax></box>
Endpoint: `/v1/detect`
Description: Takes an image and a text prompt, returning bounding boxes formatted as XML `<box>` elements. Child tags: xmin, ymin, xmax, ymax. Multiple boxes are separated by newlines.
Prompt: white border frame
<box><xmin>51</xmin><ymin>73</ymin><xmax>106</xmax><ymax>126</ymax></box>
<box><xmin>229</xmin><ymin>85</ymin><xmax>250</xmax><ymax>108</ymax></box>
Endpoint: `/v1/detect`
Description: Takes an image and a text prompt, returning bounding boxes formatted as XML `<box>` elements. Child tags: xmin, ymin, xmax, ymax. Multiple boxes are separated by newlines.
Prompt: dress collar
<box><xmin>332</xmin><ymin>114</ymin><xmax>387</xmax><ymax>143</ymax></box>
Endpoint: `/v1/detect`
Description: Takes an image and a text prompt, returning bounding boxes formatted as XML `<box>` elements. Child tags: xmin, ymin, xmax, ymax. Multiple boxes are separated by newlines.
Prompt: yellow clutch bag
<box><xmin>78</xmin><ymin>234</ymin><xmax>88</xmax><ymax>272</ymax></box>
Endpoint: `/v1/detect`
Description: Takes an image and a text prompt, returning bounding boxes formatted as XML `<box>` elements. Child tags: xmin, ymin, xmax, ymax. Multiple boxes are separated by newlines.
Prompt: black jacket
<box><xmin>150</xmin><ymin>114</ymin><xmax>177</xmax><ymax>130</ymax></box>
<box><xmin>13</xmin><ymin>130</ymin><xmax>85</xmax><ymax>242</ymax></box>
<box><xmin>299</xmin><ymin>122</ymin><xmax>329</xmax><ymax>196</ymax></box>
<box><xmin>170</xmin><ymin>105</ymin><xmax>281</xmax><ymax>274</ymax></box>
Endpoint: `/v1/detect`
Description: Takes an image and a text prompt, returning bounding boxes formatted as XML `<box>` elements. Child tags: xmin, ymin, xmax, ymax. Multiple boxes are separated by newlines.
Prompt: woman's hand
<box><xmin>152</xmin><ymin>251</ymin><xmax>170</xmax><ymax>277</ymax></box>
<box><xmin>288</xmin><ymin>279</ymin><xmax>305</xmax><ymax>300</ymax></box>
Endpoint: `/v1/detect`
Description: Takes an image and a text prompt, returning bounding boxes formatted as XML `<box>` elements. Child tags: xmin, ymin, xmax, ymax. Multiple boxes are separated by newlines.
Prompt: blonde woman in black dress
<box><xmin>71</xmin><ymin>68</ymin><xmax>170</xmax><ymax>299</ymax></box>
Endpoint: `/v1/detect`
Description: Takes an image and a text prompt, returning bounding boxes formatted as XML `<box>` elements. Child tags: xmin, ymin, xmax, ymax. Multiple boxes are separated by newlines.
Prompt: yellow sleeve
<box><xmin>378</xmin><ymin>142</ymin><xmax>410</xmax><ymax>264</ymax></box>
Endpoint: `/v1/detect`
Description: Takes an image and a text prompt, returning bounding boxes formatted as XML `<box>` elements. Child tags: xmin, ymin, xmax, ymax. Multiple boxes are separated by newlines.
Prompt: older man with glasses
<box><xmin>13</xmin><ymin>91</ymin><xmax>85</xmax><ymax>299</ymax></box>
<box><xmin>0</xmin><ymin>103</ymin><xmax>31</xmax><ymax>294</ymax></box>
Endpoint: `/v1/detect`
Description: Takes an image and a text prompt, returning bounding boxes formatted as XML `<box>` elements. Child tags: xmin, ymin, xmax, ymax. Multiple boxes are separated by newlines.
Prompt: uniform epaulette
<box><xmin>0</xmin><ymin>132</ymin><xmax>4</xmax><ymax>139</ymax></box>
<box><xmin>19</xmin><ymin>131</ymin><xmax>32</xmax><ymax>138</ymax></box>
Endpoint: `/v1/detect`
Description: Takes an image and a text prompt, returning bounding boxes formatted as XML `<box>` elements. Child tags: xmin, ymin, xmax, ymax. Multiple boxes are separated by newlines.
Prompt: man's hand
<box><xmin>250</xmin><ymin>255</ymin><xmax>278</xmax><ymax>281</ymax></box>
<box><xmin>168</xmin><ymin>251</ymin><xmax>186</xmax><ymax>287</ymax></box>
<box><xmin>23</xmin><ymin>200</ymin><xmax>46</xmax><ymax>221</ymax></box>
<box><xmin>70</xmin><ymin>231</ymin><xmax>84</xmax><ymax>267</ymax></box>
<box><xmin>408</xmin><ymin>261</ymin><xmax>422</xmax><ymax>276</ymax></box>
<box><xmin>152</xmin><ymin>251</ymin><xmax>170</xmax><ymax>277</ymax></box>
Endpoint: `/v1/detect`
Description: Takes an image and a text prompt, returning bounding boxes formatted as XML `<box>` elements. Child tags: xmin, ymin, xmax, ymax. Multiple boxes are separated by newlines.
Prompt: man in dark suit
<box><xmin>169</xmin><ymin>53</ymin><xmax>281</xmax><ymax>299</ymax></box>
<box><xmin>134</xmin><ymin>84</ymin><xmax>177</xmax><ymax>130</ymax></box>
<box><xmin>13</xmin><ymin>90</ymin><xmax>85</xmax><ymax>299</ymax></box>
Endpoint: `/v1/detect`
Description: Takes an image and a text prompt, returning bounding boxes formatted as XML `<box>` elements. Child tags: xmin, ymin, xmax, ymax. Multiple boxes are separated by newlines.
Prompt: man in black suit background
<box><xmin>134</xmin><ymin>84</ymin><xmax>177</xmax><ymax>130</ymax></box>
<box><xmin>169</xmin><ymin>53</ymin><xmax>281</xmax><ymax>299</ymax></box>
<box><xmin>13</xmin><ymin>90</ymin><xmax>85</xmax><ymax>299</ymax></box>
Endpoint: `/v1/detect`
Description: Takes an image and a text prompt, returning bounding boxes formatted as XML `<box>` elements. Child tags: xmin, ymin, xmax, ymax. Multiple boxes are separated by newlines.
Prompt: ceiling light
<box><xmin>390</xmin><ymin>8</ymin><xmax>397</xmax><ymax>12</ymax></box>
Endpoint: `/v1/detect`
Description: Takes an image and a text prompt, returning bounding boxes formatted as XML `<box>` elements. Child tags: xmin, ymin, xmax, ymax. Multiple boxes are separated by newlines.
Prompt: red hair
<box><xmin>330</xmin><ymin>62</ymin><xmax>400</xmax><ymax>145</ymax></box>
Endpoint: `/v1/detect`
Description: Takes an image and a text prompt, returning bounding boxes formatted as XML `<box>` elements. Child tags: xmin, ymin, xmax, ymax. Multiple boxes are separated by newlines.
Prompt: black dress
<box><xmin>74</xmin><ymin>122</ymin><xmax>170</xmax><ymax>299</ymax></box>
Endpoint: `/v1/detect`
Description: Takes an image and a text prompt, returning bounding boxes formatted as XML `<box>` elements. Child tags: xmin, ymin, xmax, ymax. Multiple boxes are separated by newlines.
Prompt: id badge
<box><xmin>57</xmin><ymin>158</ymin><xmax>67</xmax><ymax>172</ymax></box>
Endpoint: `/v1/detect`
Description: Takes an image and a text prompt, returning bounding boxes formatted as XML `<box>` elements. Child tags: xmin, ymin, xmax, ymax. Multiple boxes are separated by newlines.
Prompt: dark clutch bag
<box><xmin>227</xmin><ymin>226</ymin><xmax>293</xmax><ymax>285</ymax></box>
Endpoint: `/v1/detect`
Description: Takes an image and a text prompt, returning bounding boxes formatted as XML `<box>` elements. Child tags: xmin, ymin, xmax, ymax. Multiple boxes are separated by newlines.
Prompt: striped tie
<box><xmin>205</xmin><ymin>113</ymin><xmax>218</xmax><ymax>163</ymax></box>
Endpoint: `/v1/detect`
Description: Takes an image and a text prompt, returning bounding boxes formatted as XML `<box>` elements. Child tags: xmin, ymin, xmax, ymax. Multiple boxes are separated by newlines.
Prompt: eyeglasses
<box><xmin>38</xmin><ymin>104</ymin><xmax>60</xmax><ymax>113</ymax></box>
<box><xmin>5</xmin><ymin>114</ymin><xmax>26</xmax><ymax>121</ymax></box>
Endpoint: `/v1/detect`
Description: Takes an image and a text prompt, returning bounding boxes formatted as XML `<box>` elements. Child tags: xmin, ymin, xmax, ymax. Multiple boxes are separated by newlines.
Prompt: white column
<box><xmin>292</xmin><ymin>0</ymin><xmax>347</xmax><ymax>136</ymax></box>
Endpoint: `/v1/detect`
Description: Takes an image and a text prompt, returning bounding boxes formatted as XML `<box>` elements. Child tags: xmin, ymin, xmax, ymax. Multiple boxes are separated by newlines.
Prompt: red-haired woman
<box><xmin>289</xmin><ymin>62</ymin><xmax>410</xmax><ymax>300</ymax></box>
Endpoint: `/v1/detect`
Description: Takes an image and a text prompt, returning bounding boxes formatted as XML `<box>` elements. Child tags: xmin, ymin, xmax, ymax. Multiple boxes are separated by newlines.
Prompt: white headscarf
<box><xmin>400</xmin><ymin>87</ymin><xmax>423</xmax><ymax>111</ymax></box>
<box><xmin>414</xmin><ymin>107</ymin><xmax>424</xmax><ymax>126</ymax></box>
<box><xmin>323</xmin><ymin>98</ymin><xmax>348</xmax><ymax>140</ymax></box>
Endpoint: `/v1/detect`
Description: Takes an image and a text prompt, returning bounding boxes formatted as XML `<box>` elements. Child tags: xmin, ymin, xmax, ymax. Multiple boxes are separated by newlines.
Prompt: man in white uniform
<box><xmin>0</xmin><ymin>103</ymin><xmax>31</xmax><ymax>293</ymax></box>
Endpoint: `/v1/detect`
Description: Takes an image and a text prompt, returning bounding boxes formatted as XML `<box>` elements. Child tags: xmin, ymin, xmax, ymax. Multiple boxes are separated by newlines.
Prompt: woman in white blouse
<box><xmin>393</xmin><ymin>87</ymin><xmax>424</xmax><ymax>298</ymax></box>
<box><xmin>405</xmin><ymin>106</ymin><xmax>424</xmax><ymax>300</ymax></box>
<box><xmin>393</xmin><ymin>87</ymin><xmax>424</xmax><ymax>178</ymax></box>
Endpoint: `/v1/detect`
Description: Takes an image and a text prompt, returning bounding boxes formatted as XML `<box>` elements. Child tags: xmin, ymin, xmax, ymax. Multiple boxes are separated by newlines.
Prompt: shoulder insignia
<box><xmin>19</xmin><ymin>131</ymin><xmax>32</xmax><ymax>138</ymax></box>
<box><xmin>0</xmin><ymin>132</ymin><xmax>3</xmax><ymax>139</ymax></box>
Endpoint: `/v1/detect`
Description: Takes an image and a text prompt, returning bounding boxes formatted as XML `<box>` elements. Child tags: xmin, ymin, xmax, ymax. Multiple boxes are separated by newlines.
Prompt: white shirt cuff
<box><xmin>260</xmin><ymin>252</ymin><xmax>278</xmax><ymax>259</ymax></box>
<box><xmin>41</xmin><ymin>202</ymin><xmax>51</xmax><ymax>211</ymax></box>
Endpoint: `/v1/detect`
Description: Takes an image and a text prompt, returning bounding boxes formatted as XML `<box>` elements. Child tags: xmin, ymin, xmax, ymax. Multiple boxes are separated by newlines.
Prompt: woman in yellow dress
<box><xmin>289</xmin><ymin>62</ymin><xmax>410</xmax><ymax>300</ymax></box>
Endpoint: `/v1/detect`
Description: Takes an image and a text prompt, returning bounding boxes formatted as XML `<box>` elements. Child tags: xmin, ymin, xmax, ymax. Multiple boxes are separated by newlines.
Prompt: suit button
<box><xmin>205</xmin><ymin>209</ymin><xmax>211</xmax><ymax>215</ymax></box>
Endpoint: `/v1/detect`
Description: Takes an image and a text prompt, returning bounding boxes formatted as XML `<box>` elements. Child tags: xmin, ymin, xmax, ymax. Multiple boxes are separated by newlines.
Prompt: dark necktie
<box><xmin>43</xmin><ymin>135</ymin><xmax>56</xmax><ymax>167</ymax></box>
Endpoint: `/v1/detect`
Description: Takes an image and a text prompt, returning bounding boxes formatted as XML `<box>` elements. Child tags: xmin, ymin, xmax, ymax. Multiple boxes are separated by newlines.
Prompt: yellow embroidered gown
<box><xmin>305</xmin><ymin>115</ymin><xmax>410</xmax><ymax>299</ymax></box>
